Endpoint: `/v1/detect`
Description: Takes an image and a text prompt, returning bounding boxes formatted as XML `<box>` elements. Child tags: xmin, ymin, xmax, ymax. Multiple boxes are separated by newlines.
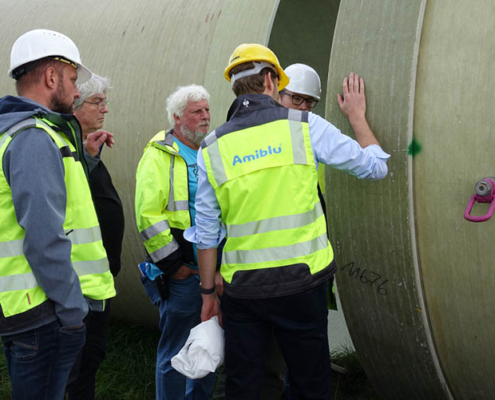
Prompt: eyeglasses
<box><xmin>83</xmin><ymin>100</ymin><xmax>110</xmax><ymax>110</ymax></box>
<box><xmin>280</xmin><ymin>91</ymin><xmax>318</xmax><ymax>108</ymax></box>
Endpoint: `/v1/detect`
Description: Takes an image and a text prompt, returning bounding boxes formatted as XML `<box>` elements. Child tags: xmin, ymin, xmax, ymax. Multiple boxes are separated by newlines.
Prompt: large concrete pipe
<box><xmin>326</xmin><ymin>0</ymin><xmax>495</xmax><ymax>399</ymax></box>
<box><xmin>0</xmin><ymin>0</ymin><xmax>341</xmax><ymax>339</ymax></box>
<box><xmin>1</xmin><ymin>0</ymin><xmax>493</xmax><ymax>399</ymax></box>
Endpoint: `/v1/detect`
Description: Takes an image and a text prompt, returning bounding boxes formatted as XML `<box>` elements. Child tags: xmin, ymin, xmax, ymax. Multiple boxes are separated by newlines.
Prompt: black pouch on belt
<box><xmin>155</xmin><ymin>274</ymin><xmax>170</xmax><ymax>301</ymax></box>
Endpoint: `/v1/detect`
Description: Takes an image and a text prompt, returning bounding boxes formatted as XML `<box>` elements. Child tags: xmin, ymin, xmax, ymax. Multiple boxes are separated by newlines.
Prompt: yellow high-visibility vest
<box><xmin>202</xmin><ymin>107</ymin><xmax>334</xmax><ymax>296</ymax></box>
<box><xmin>0</xmin><ymin>117</ymin><xmax>115</xmax><ymax>318</ymax></box>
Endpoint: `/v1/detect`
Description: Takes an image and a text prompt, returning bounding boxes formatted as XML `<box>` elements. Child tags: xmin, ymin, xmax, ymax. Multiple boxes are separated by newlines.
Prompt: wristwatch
<box><xmin>199</xmin><ymin>283</ymin><xmax>215</xmax><ymax>295</ymax></box>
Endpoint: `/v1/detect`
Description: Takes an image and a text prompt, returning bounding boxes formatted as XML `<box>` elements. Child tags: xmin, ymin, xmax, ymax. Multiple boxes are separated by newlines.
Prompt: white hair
<box><xmin>74</xmin><ymin>73</ymin><xmax>111</xmax><ymax>108</ymax></box>
<box><xmin>166</xmin><ymin>85</ymin><xmax>210</xmax><ymax>127</ymax></box>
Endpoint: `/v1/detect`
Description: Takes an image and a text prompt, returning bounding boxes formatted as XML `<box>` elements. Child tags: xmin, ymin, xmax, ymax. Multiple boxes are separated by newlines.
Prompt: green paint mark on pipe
<box><xmin>408</xmin><ymin>138</ymin><xmax>422</xmax><ymax>156</ymax></box>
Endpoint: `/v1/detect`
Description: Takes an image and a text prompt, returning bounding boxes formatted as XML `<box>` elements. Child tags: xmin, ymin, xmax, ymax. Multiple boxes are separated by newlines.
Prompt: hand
<box><xmin>201</xmin><ymin>294</ymin><xmax>222</xmax><ymax>326</ymax></box>
<box><xmin>84</xmin><ymin>130</ymin><xmax>115</xmax><ymax>157</ymax></box>
<box><xmin>337</xmin><ymin>72</ymin><xmax>367</xmax><ymax>121</ymax></box>
<box><xmin>337</xmin><ymin>73</ymin><xmax>379</xmax><ymax>148</ymax></box>
<box><xmin>215</xmin><ymin>271</ymin><xmax>224</xmax><ymax>296</ymax></box>
<box><xmin>171</xmin><ymin>265</ymin><xmax>198</xmax><ymax>280</ymax></box>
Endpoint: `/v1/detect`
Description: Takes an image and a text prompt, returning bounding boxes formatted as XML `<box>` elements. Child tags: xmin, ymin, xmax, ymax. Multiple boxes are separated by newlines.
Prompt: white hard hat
<box><xmin>284</xmin><ymin>63</ymin><xmax>321</xmax><ymax>100</ymax></box>
<box><xmin>9</xmin><ymin>29</ymin><xmax>92</xmax><ymax>84</ymax></box>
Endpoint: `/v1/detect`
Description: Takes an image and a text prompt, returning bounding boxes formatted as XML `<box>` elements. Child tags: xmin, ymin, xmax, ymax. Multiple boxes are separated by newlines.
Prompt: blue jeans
<box><xmin>142</xmin><ymin>275</ymin><xmax>216</xmax><ymax>400</ymax></box>
<box><xmin>2</xmin><ymin>320</ymin><xmax>86</xmax><ymax>400</ymax></box>
<box><xmin>66</xmin><ymin>301</ymin><xmax>111</xmax><ymax>400</ymax></box>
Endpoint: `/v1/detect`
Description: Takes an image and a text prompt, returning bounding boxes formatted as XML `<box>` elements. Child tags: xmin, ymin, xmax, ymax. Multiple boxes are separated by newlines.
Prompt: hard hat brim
<box><xmin>7</xmin><ymin>59</ymin><xmax>93</xmax><ymax>84</ymax></box>
<box><xmin>76</xmin><ymin>63</ymin><xmax>92</xmax><ymax>84</ymax></box>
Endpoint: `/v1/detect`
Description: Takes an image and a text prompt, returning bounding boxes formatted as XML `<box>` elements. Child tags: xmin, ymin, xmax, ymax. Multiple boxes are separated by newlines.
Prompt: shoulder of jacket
<box><xmin>147</xmin><ymin>130</ymin><xmax>180</xmax><ymax>154</ymax></box>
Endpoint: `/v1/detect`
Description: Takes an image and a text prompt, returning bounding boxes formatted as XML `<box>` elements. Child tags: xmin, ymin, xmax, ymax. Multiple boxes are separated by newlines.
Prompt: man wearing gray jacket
<box><xmin>0</xmin><ymin>29</ymin><xmax>115</xmax><ymax>400</ymax></box>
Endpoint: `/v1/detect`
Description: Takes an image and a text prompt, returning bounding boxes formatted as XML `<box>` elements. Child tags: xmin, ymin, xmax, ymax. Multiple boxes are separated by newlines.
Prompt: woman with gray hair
<box><xmin>67</xmin><ymin>73</ymin><xmax>125</xmax><ymax>400</ymax></box>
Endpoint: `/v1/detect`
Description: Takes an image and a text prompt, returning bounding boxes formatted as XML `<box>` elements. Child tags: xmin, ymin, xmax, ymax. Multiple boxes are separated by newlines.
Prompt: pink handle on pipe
<box><xmin>464</xmin><ymin>195</ymin><xmax>495</xmax><ymax>222</ymax></box>
<box><xmin>464</xmin><ymin>178</ymin><xmax>495</xmax><ymax>222</ymax></box>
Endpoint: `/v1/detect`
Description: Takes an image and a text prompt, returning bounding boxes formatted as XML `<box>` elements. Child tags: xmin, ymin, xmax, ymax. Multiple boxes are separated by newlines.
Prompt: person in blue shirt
<box><xmin>135</xmin><ymin>85</ymin><xmax>215</xmax><ymax>400</ymax></box>
<box><xmin>185</xmin><ymin>44</ymin><xmax>390</xmax><ymax>399</ymax></box>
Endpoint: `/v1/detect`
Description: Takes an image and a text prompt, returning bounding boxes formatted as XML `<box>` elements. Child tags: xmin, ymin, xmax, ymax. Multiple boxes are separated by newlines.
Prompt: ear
<box><xmin>263</xmin><ymin>72</ymin><xmax>278</xmax><ymax>100</ymax></box>
<box><xmin>173</xmin><ymin>113</ymin><xmax>181</xmax><ymax>126</ymax></box>
<box><xmin>264</xmin><ymin>73</ymin><xmax>274</xmax><ymax>92</ymax></box>
<box><xmin>43</xmin><ymin>66</ymin><xmax>59</xmax><ymax>90</ymax></box>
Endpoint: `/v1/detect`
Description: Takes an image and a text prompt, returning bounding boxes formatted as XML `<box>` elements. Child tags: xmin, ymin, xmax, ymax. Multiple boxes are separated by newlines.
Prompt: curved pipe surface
<box><xmin>3</xmin><ymin>1</ymin><xmax>494</xmax><ymax>399</ymax></box>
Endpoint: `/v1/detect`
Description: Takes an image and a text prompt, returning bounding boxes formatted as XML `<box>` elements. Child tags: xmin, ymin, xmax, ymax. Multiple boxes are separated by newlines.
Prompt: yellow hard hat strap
<box><xmin>231</xmin><ymin>61</ymin><xmax>276</xmax><ymax>87</ymax></box>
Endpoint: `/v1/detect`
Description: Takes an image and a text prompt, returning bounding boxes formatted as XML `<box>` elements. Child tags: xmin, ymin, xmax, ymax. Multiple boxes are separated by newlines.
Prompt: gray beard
<box><xmin>181</xmin><ymin>126</ymin><xmax>208</xmax><ymax>147</ymax></box>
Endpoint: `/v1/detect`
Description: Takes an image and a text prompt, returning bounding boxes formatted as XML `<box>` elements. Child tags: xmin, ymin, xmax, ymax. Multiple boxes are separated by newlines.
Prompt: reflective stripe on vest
<box><xmin>0</xmin><ymin>119</ymin><xmax>38</xmax><ymax>148</ymax></box>
<box><xmin>150</xmin><ymin>240</ymin><xmax>180</xmax><ymax>262</ymax></box>
<box><xmin>223</xmin><ymin>232</ymin><xmax>329</xmax><ymax>265</ymax></box>
<box><xmin>0</xmin><ymin>238</ymin><xmax>23</xmax><ymax>258</ymax></box>
<box><xmin>227</xmin><ymin>202</ymin><xmax>324</xmax><ymax>238</ymax></box>
<box><xmin>0</xmin><ymin>273</ymin><xmax>38</xmax><ymax>292</ymax></box>
<box><xmin>140</xmin><ymin>220</ymin><xmax>171</xmax><ymax>242</ymax></box>
<box><xmin>167</xmin><ymin>155</ymin><xmax>189</xmax><ymax>212</ymax></box>
<box><xmin>0</xmin><ymin>257</ymin><xmax>110</xmax><ymax>293</ymax></box>
<box><xmin>205</xmin><ymin>139</ymin><xmax>227</xmax><ymax>187</ymax></box>
<box><xmin>154</xmin><ymin>134</ymin><xmax>190</xmax><ymax>213</ymax></box>
<box><xmin>65</xmin><ymin>226</ymin><xmax>102</xmax><ymax>245</ymax></box>
<box><xmin>73</xmin><ymin>258</ymin><xmax>111</xmax><ymax>276</ymax></box>
<box><xmin>0</xmin><ymin>227</ymin><xmax>102</xmax><ymax>258</ymax></box>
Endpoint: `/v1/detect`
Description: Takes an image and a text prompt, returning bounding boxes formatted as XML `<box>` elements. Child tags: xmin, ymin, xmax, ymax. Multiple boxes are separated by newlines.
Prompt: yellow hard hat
<box><xmin>224</xmin><ymin>43</ymin><xmax>289</xmax><ymax>91</ymax></box>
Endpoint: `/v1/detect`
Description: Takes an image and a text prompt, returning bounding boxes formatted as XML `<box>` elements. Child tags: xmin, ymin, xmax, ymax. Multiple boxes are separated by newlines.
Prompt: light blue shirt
<box><xmin>184</xmin><ymin>112</ymin><xmax>390</xmax><ymax>249</ymax></box>
<box><xmin>174</xmin><ymin>137</ymin><xmax>199</xmax><ymax>225</ymax></box>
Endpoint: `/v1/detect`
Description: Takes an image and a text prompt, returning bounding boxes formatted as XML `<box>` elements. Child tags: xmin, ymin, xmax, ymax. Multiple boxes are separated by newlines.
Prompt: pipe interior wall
<box><xmin>268</xmin><ymin>0</ymin><xmax>341</xmax><ymax>115</ymax></box>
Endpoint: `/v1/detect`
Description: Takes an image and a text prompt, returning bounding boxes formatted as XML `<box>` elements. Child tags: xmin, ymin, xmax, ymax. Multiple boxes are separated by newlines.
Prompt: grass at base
<box><xmin>0</xmin><ymin>346</ymin><xmax>11</xmax><ymax>400</ymax></box>
<box><xmin>94</xmin><ymin>323</ymin><xmax>160</xmax><ymax>399</ymax></box>
<box><xmin>331</xmin><ymin>347</ymin><xmax>382</xmax><ymax>400</ymax></box>
<box><xmin>0</xmin><ymin>324</ymin><xmax>380</xmax><ymax>400</ymax></box>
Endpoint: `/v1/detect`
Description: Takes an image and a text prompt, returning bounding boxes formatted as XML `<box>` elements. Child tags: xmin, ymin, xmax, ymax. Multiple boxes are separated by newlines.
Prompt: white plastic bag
<box><xmin>171</xmin><ymin>316</ymin><xmax>224</xmax><ymax>379</ymax></box>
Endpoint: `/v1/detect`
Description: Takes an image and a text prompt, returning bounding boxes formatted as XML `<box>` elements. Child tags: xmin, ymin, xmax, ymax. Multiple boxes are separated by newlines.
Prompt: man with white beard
<box><xmin>135</xmin><ymin>85</ymin><xmax>215</xmax><ymax>399</ymax></box>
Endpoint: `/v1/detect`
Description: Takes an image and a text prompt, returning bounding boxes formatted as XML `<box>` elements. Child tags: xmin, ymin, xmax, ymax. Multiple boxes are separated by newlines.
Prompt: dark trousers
<box><xmin>260</xmin><ymin>330</ymin><xmax>286</xmax><ymax>399</ymax></box>
<box><xmin>221</xmin><ymin>282</ymin><xmax>332</xmax><ymax>400</ymax></box>
<box><xmin>66</xmin><ymin>301</ymin><xmax>111</xmax><ymax>400</ymax></box>
<box><xmin>2</xmin><ymin>320</ymin><xmax>86</xmax><ymax>400</ymax></box>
